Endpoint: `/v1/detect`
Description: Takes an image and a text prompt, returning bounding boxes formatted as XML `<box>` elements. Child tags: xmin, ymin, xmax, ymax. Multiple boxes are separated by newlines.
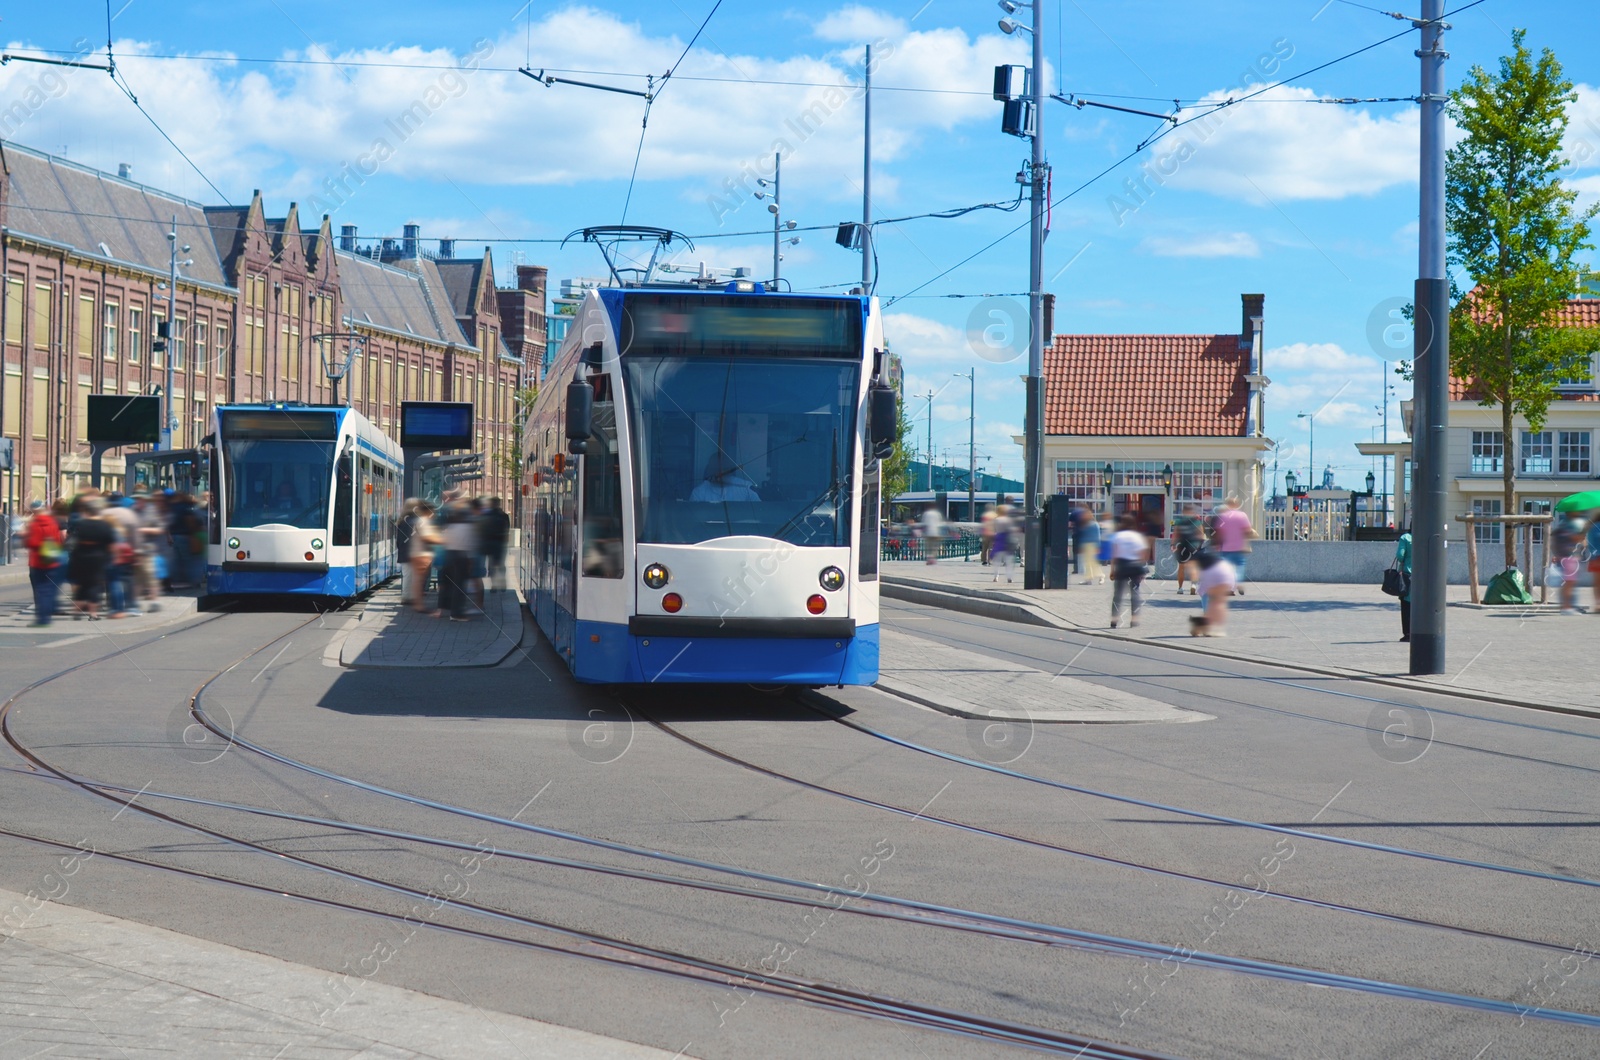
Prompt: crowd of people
<box><xmin>395</xmin><ymin>493</ymin><xmax>511</xmax><ymax>622</ymax></box>
<box><xmin>21</xmin><ymin>488</ymin><xmax>207</xmax><ymax>625</ymax></box>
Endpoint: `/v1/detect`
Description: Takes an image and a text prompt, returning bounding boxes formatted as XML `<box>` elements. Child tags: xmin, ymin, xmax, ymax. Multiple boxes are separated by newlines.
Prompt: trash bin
<box><xmin>1045</xmin><ymin>496</ymin><xmax>1074</xmax><ymax>589</ymax></box>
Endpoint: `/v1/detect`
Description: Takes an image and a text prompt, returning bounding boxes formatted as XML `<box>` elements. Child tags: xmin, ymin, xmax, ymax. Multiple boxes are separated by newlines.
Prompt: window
<box><xmin>4</xmin><ymin>278</ymin><xmax>22</xmax><ymax>346</ymax></box>
<box><xmin>1558</xmin><ymin>431</ymin><xmax>1591</xmax><ymax>474</ymax></box>
<box><xmin>193</xmin><ymin>320</ymin><xmax>207</xmax><ymax>374</ymax></box>
<box><xmin>76</xmin><ymin>295</ymin><xmax>95</xmax><ymax>357</ymax></box>
<box><xmin>215</xmin><ymin>323</ymin><xmax>229</xmax><ymax>376</ymax></box>
<box><xmin>103</xmin><ymin>303</ymin><xmax>118</xmax><ymax>360</ymax></box>
<box><xmin>33</xmin><ymin>283</ymin><xmax>52</xmax><ymax>351</ymax></box>
<box><xmin>1171</xmin><ymin>461</ymin><xmax>1225</xmax><ymax>505</ymax></box>
<box><xmin>1473</xmin><ymin>498</ymin><xmax>1502</xmax><ymax>544</ymax></box>
<box><xmin>1054</xmin><ymin>460</ymin><xmax>1101</xmax><ymax>500</ymax></box>
<box><xmin>1520</xmin><ymin>430</ymin><xmax>1553</xmax><ymax>474</ymax></box>
<box><xmin>1469</xmin><ymin>430</ymin><xmax>1503</xmax><ymax>474</ymax></box>
<box><xmin>1557</xmin><ymin>350</ymin><xmax>1596</xmax><ymax>389</ymax></box>
<box><xmin>173</xmin><ymin>316</ymin><xmax>186</xmax><ymax>371</ymax></box>
<box><xmin>128</xmin><ymin>306</ymin><xmax>143</xmax><ymax>363</ymax></box>
<box><xmin>31</xmin><ymin>369</ymin><xmax>47</xmax><ymax>438</ymax></box>
<box><xmin>152</xmin><ymin>310</ymin><xmax>165</xmax><ymax>367</ymax></box>
<box><xmin>1523</xmin><ymin>498</ymin><xmax>1554</xmax><ymax>545</ymax></box>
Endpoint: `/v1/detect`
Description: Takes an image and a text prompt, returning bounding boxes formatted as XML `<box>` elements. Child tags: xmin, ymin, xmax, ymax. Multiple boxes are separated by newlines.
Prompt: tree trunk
<box><xmin>1502</xmin><ymin>400</ymin><xmax>1516</xmax><ymax>569</ymax></box>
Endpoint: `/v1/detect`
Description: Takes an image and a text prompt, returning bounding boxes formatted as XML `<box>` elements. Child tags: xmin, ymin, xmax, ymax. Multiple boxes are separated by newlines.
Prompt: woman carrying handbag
<box><xmin>1387</xmin><ymin>529</ymin><xmax>1413</xmax><ymax>642</ymax></box>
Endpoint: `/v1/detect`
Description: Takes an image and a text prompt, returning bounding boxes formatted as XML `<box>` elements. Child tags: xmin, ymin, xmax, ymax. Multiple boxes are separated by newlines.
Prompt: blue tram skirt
<box><xmin>569</xmin><ymin>619</ymin><xmax>880</xmax><ymax>685</ymax></box>
<box><xmin>207</xmin><ymin>565</ymin><xmax>388</xmax><ymax>597</ymax></box>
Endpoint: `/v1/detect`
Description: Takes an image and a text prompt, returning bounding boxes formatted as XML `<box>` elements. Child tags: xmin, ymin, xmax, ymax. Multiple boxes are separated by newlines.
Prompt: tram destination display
<box><xmin>401</xmin><ymin>401</ymin><xmax>473</xmax><ymax>450</ymax></box>
<box><xmin>86</xmin><ymin>395</ymin><xmax>161</xmax><ymax>445</ymax></box>
<box><xmin>620</xmin><ymin>293</ymin><xmax>862</xmax><ymax>358</ymax></box>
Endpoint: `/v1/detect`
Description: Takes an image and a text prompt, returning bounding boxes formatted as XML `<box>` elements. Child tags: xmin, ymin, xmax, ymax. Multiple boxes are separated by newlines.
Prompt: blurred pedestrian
<box><xmin>1587</xmin><ymin>512</ymin><xmax>1600</xmax><ymax>615</ymax></box>
<box><xmin>479</xmin><ymin>496</ymin><xmax>511</xmax><ymax>592</ymax></box>
<box><xmin>23</xmin><ymin>500</ymin><xmax>65</xmax><ymax>626</ymax></box>
<box><xmin>1552</xmin><ymin>512</ymin><xmax>1583</xmax><ymax>615</ymax></box>
<box><xmin>1076</xmin><ymin>507</ymin><xmax>1102</xmax><ymax>585</ymax></box>
<box><xmin>1191</xmin><ymin>550</ymin><xmax>1237</xmax><ymax>637</ymax></box>
<box><xmin>920</xmin><ymin>504</ymin><xmax>945</xmax><ymax>565</ymax></box>
<box><xmin>406</xmin><ymin>502</ymin><xmax>441</xmax><ymax>613</ymax></box>
<box><xmin>1108</xmin><ymin>514</ymin><xmax>1150</xmax><ymax>629</ymax></box>
<box><xmin>68</xmin><ymin>496</ymin><xmax>116</xmax><ymax>620</ymax></box>
<box><xmin>1393</xmin><ymin>526</ymin><xmax>1413</xmax><ymax>642</ymax></box>
<box><xmin>436</xmin><ymin>498</ymin><xmax>477</xmax><ymax>621</ymax></box>
<box><xmin>979</xmin><ymin>504</ymin><xmax>997</xmax><ymax>566</ymax></box>
<box><xmin>167</xmin><ymin>492</ymin><xmax>203</xmax><ymax>590</ymax></box>
<box><xmin>103</xmin><ymin>492</ymin><xmax>142</xmax><ymax>618</ymax></box>
<box><xmin>132</xmin><ymin>493</ymin><xmax>164</xmax><ymax>611</ymax></box>
<box><xmin>1171</xmin><ymin>503</ymin><xmax>1205</xmax><ymax>595</ymax></box>
<box><xmin>991</xmin><ymin>505</ymin><xmax>1016</xmax><ymax>583</ymax></box>
<box><xmin>1211</xmin><ymin>494</ymin><xmax>1256</xmax><ymax>595</ymax></box>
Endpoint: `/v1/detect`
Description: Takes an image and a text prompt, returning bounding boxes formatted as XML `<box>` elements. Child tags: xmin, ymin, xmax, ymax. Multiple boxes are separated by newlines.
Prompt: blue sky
<box><xmin>2</xmin><ymin>1</ymin><xmax>1596</xmax><ymax>492</ymax></box>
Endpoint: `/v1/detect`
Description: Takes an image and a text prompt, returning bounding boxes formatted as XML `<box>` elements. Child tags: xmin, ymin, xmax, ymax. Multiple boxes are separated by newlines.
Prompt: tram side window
<box><xmin>356</xmin><ymin>455</ymin><xmax>371</xmax><ymax>546</ymax></box>
<box><xmin>581</xmin><ymin>399</ymin><xmax>623</xmax><ymax>578</ymax></box>
<box><xmin>206</xmin><ymin>447</ymin><xmax>221</xmax><ymax>544</ymax></box>
<box><xmin>332</xmin><ymin>454</ymin><xmax>353</xmax><ymax>545</ymax></box>
<box><xmin>860</xmin><ymin>464</ymin><xmax>879</xmax><ymax>579</ymax></box>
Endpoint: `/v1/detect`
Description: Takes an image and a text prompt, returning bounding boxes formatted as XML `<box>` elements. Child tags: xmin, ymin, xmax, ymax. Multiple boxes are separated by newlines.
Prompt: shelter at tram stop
<box><xmin>1040</xmin><ymin>293</ymin><xmax>1271</xmax><ymax>538</ymax></box>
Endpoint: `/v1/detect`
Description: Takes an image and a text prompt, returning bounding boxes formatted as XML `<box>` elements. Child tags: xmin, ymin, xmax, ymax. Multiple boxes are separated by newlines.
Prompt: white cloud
<box><xmin>1268</xmin><ymin>341</ymin><xmax>1375</xmax><ymax>373</ymax></box>
<box><xmin>813</xmin><ymin>5</ymin><xmax>906</xmax><ymax>43</ymax></box>
<box><xmin>885</xmin><ymin>311</ymin><xmax>970</xmax><ymax>363</ymax></box>
<box><xmin>1141</xmin><ymin>232</ymin><xmax>1259</xmax><ymax>257</ymax></box>
<box><xmin>1137</xmin><ymin>86</ymin><xmax>1417</xmax><ymax>203</ymax></box>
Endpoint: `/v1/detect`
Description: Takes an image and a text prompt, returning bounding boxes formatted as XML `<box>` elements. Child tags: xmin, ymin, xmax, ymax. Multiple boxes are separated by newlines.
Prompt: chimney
<box><xmin>438</xmin><ymin>238</ymin><xmax>454</xmax><ymax>259</ymax></box>
<box><xmin>1240</xmin><ymin>293</ymin><xmax>1265</xmax><ymax>349</ymax></box>
<box><xmin>402</xmin><ymin>223</ymin><xmax>420</xmax><ymax>259</ymax></box>
<box><xmin>381</xmin><ymin>238</ymin><xmax>398</xmax><ymax>259</ymax></box>
<box><xmin>339</xmin><ymin>224</ymin><xmax>357</xmax><ymax>252</ymax></box>
<box><xmin>117</xmin><ymin>163</ymin><xmax>132</xmax><ymax>180</ymax></box>
<box><xmin>516</xmin><ymin>264</ymin><xmax>547</xmax><ymax>294</ymax></box>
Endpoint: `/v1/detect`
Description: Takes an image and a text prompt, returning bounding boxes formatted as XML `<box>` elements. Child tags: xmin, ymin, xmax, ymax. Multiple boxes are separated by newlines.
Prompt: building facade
<box><xmin>0</xmin><ymin>142</ymin><xmax>544</xmax><ymax>509</ymax></box>
<box><xmin>1042</xmin><ymin>293</ymin><xmax>1271</xmax><ymax>534</ymax></box>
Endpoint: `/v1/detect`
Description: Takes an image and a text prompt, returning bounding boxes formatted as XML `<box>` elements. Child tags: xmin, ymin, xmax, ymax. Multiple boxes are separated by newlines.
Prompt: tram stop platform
<box><xmin>880</xmin><ymin>559</ymin><xmax>1600</xmax><ymax>719</ymax></box>
<box><xmin>337</xmin><ymin>581</ymin><xmax>525</xmax><ymax>668</ymax></box>
<box><xmin>0</xmin><ymin>883</ymin><xmax>681</xmax><ymax>1059</ymax></box>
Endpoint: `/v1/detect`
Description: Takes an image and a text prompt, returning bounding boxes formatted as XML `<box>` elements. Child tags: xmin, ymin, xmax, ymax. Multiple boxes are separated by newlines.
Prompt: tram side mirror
<box><xmin>565</xmin><ymin>378</ymin><xmax>593</xmax><ymax>455</ymax></box>
<box><xmin>869</xmin><ymin>384</ymin><xmax>898</xmax><ymax>460</ymax></box>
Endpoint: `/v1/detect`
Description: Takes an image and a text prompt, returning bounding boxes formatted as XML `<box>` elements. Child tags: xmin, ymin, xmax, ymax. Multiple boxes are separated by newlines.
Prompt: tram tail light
<box><xmin>662</xmin><ymin>592</ymin><xmax>683</xmax><ymax>613</ymax></box>
<box><xmin>305</xmin><ymin>551</ymin><xmax>316</xmax><ymax>561</ymax></box>
<box><xmin>806</xmin><ymin>594</ymin><xmax>827</xmax><ymax>615</ymax></box>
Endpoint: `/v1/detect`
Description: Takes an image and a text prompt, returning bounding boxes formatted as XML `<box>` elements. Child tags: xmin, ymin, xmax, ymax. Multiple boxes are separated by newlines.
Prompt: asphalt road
<box><xmin>2</xmin><ymin>586</ymin><xmax>1598</xmax><ymax>1058</ymax></box>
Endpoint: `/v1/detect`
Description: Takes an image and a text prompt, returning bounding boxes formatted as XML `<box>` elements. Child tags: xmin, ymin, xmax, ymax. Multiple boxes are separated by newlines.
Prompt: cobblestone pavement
<box><xmin>882</xmin><ymin>560</ymin><xmax>1598</xmax><ymax>716</ymax></box>
<box><xmin>340</xmin><ymin>584</ymin><xmax>524</xmax><ymax>668</ymax></box>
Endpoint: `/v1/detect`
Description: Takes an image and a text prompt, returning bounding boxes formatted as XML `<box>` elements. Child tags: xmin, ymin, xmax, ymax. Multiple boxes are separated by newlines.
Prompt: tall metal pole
<box><xmin>1021</xmin><ymin>0</ymin><xmax>1048</xmax><ymax>589</ymax></box>
<box><xmin>1410</xmin><ymin>0</ymin><xmax>1450</xmax><ymax>675</ymax></box>
<box><xmin>1382</xmin><ymin>360</ymin><xmax>1391</xmax><ymax>519</ymax></box>
<box><xmin>926</xmin><ymin>389</ymin><xmax>934</xmax><ymax>491</ymax></box>
<box><xmin>772</xmin><ymin>151</ymin><xmax>782</xmax><ymax>283</ymax></box>
<box><xmin>968</xmin><ymin>368</ymin><xmax>976</xmax><ymax>522</ymax></box>
<box><xmin>862</xmin><ymin>44</ymin><xmax>873</xmax><ymax>295</ymax></box>
<box><xmin>161</xmin><ymin>215</ymin><xmax>177</xmax><ymax>451</ymax></box>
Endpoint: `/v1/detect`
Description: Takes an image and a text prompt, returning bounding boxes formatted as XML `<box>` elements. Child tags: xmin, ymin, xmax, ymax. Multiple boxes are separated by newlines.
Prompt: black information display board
<box><xmin>401</xmin><ymin>401</ymin><xmax>473</xmax><ymax>450</ymax></box>
<box><xmin>86</xmin><ymin>395</ymin><xmax>161</xmax><ymax>445</ymax></box>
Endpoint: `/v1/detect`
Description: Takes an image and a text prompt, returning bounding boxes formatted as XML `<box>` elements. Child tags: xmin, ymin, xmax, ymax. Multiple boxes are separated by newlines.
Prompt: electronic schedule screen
<box><xmin>619</xmin><ymin>294</ymin><xmax>862</xmax><ymax>359</ymax></box>
<box><xmin>86</xmin><ymin>395</ymin><xmax>161</xmax><ymax>445</ymax></box>
<box><xmin>401</xmin><ymin>402</ymin><xmax>473</xmax><ymax>450</ymax></box>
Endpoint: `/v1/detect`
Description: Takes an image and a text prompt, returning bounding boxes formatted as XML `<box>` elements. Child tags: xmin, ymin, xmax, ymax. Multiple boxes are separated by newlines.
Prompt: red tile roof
<box><xmin>1045</xmin><ymin>333</ymin><xmax>1250</xmax><ymax>436</ymax></box>
<box><xmin>1449</xmin><ymin>298</ymin><xmax>1600</xmax><ymax>402</ymax></box>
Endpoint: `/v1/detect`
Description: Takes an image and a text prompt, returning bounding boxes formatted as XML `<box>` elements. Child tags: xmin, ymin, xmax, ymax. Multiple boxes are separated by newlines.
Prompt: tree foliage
<box><xmin>1445</xmin><ymin>30</ymin><xmax>1599</xmax><ymax>563</ymax></box>
<box><xmin>880</xmin><ymin>396</ymin><xmax>915</xmax><ymax>505</ymax></box>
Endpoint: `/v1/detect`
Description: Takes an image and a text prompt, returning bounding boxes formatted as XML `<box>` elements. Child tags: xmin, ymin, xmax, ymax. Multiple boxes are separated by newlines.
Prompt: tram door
<box><xmin>355</xmin><ymin>455</ymin><xmax>372</xmax><ymax>588</ymax></box>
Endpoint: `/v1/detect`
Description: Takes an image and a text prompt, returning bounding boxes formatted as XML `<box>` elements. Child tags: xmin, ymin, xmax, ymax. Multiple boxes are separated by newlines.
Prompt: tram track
<box><xmin>881</xmin><ymin>600</ymin><xmax>1600</xmax><ymax>775</ymax></box>
<box><xmin>0</xmin><ymin>605</ymin><xmax>1187</xmax><ymax>1055</ymax></box>
<box><xmin>11</xmin><ymin>610</ymin><xmax>1600</xmax><ymax>1044</ymax></box>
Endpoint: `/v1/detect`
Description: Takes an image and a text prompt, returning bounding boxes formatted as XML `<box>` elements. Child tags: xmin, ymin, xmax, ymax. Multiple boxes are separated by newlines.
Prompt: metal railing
<box><xmin>881</xmin><ymin>527</ymin><xmax>982</xmax><ymax>562</ymax></box>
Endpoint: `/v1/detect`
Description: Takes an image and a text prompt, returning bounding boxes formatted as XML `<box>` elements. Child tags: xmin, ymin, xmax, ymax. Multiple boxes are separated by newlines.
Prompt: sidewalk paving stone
<box><xmin>880</xmin><ymin>560</ymin><xmax>1600</xmax><ymax>717</ymax></box>
<box><xmin>341</xmin><ymin>584</ymin><xmax>525</xmax><ymax>669</ymax></box>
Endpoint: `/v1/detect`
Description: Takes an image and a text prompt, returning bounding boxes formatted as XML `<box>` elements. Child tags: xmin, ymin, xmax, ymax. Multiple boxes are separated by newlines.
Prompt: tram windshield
<box><xmin>622</xmin><ymin>357</ymin><xmax>860</xmax><ymax>546</ymax></box>
<box><xmin>220</xmin><ymin>412</ymin><xmax>338</xmax><ymax>529</ymax></box>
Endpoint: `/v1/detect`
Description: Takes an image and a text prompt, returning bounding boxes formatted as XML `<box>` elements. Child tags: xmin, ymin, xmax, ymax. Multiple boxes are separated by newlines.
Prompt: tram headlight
<box><xmin>806</xmin><ymin>594</ymin><xmax>828</xmax><ymax>615</ymax></box>
<box><xmin>642</xmin><ymin>563</ymin><xmax>670</xmax><ymax>589</ymax></box>
<box><xmin>227</xmin><ymin>537</ymin><xmax>240</xmax><ymax>550</ymax></box>
<box><xmin>310</xmin><ymin>538</ymin><xmax>324</xmax><ymax>550</ymax></box>
<box><xmin>819</xmin><ymin>566</ymin><xmax>845</xmax><ymax>592</ymax></box>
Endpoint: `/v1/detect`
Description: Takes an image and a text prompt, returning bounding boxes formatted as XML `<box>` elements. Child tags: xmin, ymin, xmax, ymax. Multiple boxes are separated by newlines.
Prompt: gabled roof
<box><xmin>1046</xmin><ymin>333</ymin><xmax>1251</xmax><ymax>437</ymax></box>
<box><xmin>202</xmin><ymin>205</ymin><xmax>249</xmax><ymax>275</ymax></box>
<box><xmin>336</xmin><ymin>250</ymin><xmax>467</xmax><ymax>346</ymax></box>
<box><xmin>2</xmin><ymin>142</ymin><xmax>229</xmax><ymax>287</ymax></box>
<box><xmin>432</xmin><ymin>258</ymin><xmax>483</xmax><ymax>321</ymax></box>
<box><xmin>1449</xmin><ymin>297</ymin><xmax>1600</xmax><ymax>402</ymax></box>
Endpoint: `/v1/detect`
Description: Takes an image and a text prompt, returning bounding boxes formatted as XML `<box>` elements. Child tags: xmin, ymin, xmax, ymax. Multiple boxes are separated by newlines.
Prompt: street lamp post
<box><xmin>755</xmin><ymin>153</ymin><xmax>799</xmax><ymax>286</ymax></box>
<box><xmin>159</xmin><ymin>217</ymin><xmax>193</xmax><ymax>451</ymax></box>
<box><xmin>1297</xmin><ymin>411</ymin><xmax>1315</xmax><ymax>490</ymax></box>
<box><xmin>957</xmin><ymin>368</ymin><xmax>975</xmax><ymax>523</ymax></box>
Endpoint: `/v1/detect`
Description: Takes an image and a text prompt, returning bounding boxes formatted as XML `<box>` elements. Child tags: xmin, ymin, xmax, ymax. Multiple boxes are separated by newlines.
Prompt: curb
<box><xmin>881</xmin><ymin>577</ymin><xmax>1600</xmax><ymax>723</ymax></box>
<box><xmin>873</xmin><ymin>675</ymin><xmax>1208</xmax><ymax>725</ymax></box>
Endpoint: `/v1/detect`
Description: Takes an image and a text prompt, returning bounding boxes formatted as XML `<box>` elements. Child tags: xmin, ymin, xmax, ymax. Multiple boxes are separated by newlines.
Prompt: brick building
<box><xmin>0</xmin><ymin>142</ymin><xmax>544</xmax><ymax>509</ymax></box>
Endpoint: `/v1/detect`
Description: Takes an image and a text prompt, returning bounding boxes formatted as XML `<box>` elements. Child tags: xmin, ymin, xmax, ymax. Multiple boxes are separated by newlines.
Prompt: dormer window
<box><xmin>1556</xmin><ymin>350</ymin><xmax>1598</xmax><ymax>390</ymax></box>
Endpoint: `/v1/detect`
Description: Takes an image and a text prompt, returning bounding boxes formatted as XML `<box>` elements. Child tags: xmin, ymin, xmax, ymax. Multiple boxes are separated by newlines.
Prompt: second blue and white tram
<box><xmin>520</xmin><ymin>283</ymin><xmax>897</xmax><ymax>685</ymax></box>
<box><xmin>205</xmin><ymin>403</ymin><xmax>404</xmax><ymax>597</ymax></box>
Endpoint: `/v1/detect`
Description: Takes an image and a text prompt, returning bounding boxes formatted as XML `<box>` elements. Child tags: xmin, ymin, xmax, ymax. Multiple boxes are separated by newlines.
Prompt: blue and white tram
<box><xmin>205</xmin><ymin>403</ymin><xmax>404</xmax><ymax>597</ymax></box>
<box><xmin>519</xmin><ymin>283</ymin><xmax>898</xmax><ymax>684</ymax></box>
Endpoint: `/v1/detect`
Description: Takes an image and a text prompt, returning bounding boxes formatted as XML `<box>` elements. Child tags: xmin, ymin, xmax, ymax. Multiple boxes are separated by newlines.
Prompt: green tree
<box><xmin>879</xmin><ymin>398</ymin><xmax>914</xmax><ymax>507</ymax></box>
<box><xmin>1446</xmin><ymin>30</ymin><xmax>1600</xmax><ymax>566</ymax></box>
<box><xmin>496</xmin><ymin>385</ymin><xmax>540</xmax><ymax>481</ymax></box>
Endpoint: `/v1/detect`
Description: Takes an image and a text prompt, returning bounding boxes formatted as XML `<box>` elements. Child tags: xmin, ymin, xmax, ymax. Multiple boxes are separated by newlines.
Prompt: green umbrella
<box><xmin>1555</xmin><ymin>490</ymin><xmax>1600</xmax><ymax>513</ymax></box>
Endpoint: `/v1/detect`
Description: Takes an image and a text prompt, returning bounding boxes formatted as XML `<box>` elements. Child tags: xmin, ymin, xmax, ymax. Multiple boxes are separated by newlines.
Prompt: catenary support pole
<box><xmin>968</xmin><ymin>368</ymin><xmax>976</xmax><ymax>524</ymax></box>
<box><xmin>1022</xmin><ymin>0</ymin><xmax>1049</xmax><ymax>589</ymax></box>
<box><xmin>862</xmin><ymin>44</ymin><xmax>873</xmax><ymax>295</ymax></box>
<box><xmin>161</xmin><ymin>216</ymin><xmax>177</xmax><ymax>451</ymax></box>
<box><xmin>1410</xmin><ymin>0</ymin><xmax>1449</xmax><ymax>675</ymax></box>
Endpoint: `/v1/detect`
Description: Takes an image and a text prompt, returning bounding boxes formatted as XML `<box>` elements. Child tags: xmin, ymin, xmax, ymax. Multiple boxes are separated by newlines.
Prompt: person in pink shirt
<box><xmin>1210</xmin><ymin>495</ymin><xmax>1255</xmax><ymax>594</ymax></box>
